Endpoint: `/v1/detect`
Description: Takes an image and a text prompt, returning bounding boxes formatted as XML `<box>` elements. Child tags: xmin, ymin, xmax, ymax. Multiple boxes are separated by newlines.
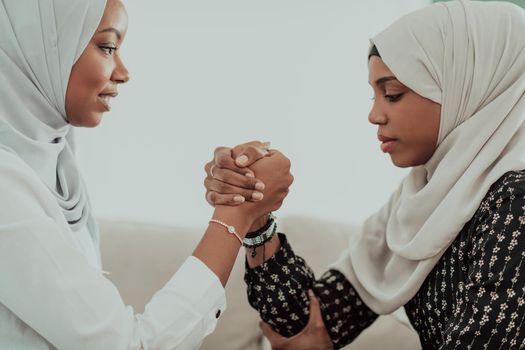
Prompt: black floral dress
<box><xmin>244</xmin><ymin>170</ymin><xmax>525</xmax><ymax>349</ymax></box>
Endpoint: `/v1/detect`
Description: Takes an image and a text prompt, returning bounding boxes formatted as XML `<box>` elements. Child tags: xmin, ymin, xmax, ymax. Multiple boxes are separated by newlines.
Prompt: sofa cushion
<box><xmin>98</xmin><ymin>220</ymin><xmax>262</xmax><ymax>350</ymax></box>
<box><xmin>98</xmin><ymin>216</ymin><xmax>421</xmax><ymax>350</ymax></box>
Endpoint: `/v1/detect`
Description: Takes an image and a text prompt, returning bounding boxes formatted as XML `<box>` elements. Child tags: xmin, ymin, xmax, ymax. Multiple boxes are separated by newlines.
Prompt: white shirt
<box><xmin>0</xmin><ymin>174</ymin><xmax>226</xmax><ymax>350</ymax></box>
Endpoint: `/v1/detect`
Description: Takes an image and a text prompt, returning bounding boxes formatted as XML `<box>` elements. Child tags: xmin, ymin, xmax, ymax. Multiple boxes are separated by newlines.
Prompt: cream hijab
<box><xmin>0</xmin><ymin>1</ymin><xmax>106</xmax><ymax>235</ymax></box>
<box><xmin>335</xmin><ymin>0</ymin><xmax>525</xmax><ymax>314</ymax></box>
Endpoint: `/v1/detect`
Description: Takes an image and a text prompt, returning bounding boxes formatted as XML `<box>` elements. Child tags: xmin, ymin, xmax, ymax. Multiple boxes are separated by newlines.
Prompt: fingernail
<box><xmin>252</xmin><ymin>192</ymin><xmax>263</xmax><ymax>200</ymax></box>
<box><xmin>236</xmin><ymin>155</ymin><xmax>248</xmax><ymax>165</ymax></box>
<box><xmin>263</xmin><ymin>141</ymin><xmax>271</xmax><ymax>149</ymax></box>
<box><xmin>308</xmin><ymin>289</ymin><xmax>314</xmax><ymax>297</ymax></box>
<box><xmin>255</xmin><ymin>182</ymin><xmax>265</xmax><ymax>190</ymax></box>
<box><xmin>245</xmin><ymin>172</ymin><xmax>255</xmax><ymax>178</ymax></box>
<box><xmin>234</xmin><ymin>195</ymin><xmax>245</xmax><ymax>203</ymax></box>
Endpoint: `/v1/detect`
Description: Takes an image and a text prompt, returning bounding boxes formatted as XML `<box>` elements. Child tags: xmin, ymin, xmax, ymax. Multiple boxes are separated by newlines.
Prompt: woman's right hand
<box><xmin>260</xmin><ymin>290</ymin><xmax>334</xmax><ymax>350</ymax></box>
<box><xmin>235</xmin><ymin>149</ymin><xmax>293</xmax><ymax>221</ymax></box>
<box><xmin>203</xmin><ymin>141</ymin><xmax>272</xmax><ymax>206</ymax></box>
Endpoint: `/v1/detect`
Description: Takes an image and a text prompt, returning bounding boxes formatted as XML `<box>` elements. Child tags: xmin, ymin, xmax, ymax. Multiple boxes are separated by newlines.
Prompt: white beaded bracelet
<box><xmin>209</xmin><ymin>219</ymin><xmax>243</xmax><ymax>245</ymax></box>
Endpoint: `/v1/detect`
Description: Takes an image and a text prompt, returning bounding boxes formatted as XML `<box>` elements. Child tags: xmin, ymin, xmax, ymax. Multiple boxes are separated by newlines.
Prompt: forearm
<box><xmin>244</xmin><ymin>234</ymin><xmax>378</xmax><ymax>348</ymax></box>
<box><xmin>245</xmin><ymin>234</ymin><xmax>281</xmax><ymax>269</ymax></box>
<box><xmin>193</xmin><ymin>206</ymin><xmax>252</xmax><ymax>287</ymax></box>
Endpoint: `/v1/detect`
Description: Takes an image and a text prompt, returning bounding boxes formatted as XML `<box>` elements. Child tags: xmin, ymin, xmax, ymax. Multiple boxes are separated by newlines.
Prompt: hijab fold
<box><xmin>334</xmin><ymin>0</ymin><xmax>525</xmax><ymax>314</ymax></box>
<box><xmin>0</xmin><ymin>0</ymin><xmax>106</xmax><ymax>240</ymax></box>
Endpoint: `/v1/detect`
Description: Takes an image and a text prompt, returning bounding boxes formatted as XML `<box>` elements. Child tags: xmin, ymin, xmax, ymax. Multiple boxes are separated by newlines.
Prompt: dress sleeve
<box><xmin>0</xmin><ymin>153</ymin><xmax>226</xmax><ymax>350</ymax></box>
<box><xmin>244</xmin><ymin>233</ymin><xmax>378</xmax><ymax>349</ymax></box>
<box><xmin>440</xmin><ymin>176</ymin><xmax>525</xmax><ymax>349</ymax></box>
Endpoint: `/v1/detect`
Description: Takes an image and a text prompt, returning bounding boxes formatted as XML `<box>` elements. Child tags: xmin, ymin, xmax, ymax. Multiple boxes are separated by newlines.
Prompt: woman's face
<box><xmin>65</xmin><ymin>0</ymin><xmax>129</xmax><ymax>127</ymax></box>
<box><xmin>368</xmin><ymin>56</ymin><xmax>441</xmax><ymax>168</ymax></box>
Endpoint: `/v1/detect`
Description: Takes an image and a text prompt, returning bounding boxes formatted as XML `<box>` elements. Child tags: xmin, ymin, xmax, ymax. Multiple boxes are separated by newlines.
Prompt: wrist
<box><xmin>212</xmin><ymin>205</ymin><xmax>254</xmax><ymax>239</ymax></box>
<box><xmin>249</xmin><ymin>214</ymin><xmax>270</xmax><ymax>232</ymax></box>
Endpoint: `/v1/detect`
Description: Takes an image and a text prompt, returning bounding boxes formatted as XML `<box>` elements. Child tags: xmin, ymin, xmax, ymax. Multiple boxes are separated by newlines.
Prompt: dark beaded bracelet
<box><xmin>245</xmin><ymin>213</ymin><xmax>275</xmax><ymax>239</ymax></box>
<box><xmin>243</xmin><ymin>213</ymin><xmax>277</xmax><ymax>258</ymax></box>
<box><xmin>243</xmin><ymin>221</ymin><xmax>277</xmax><ymax>258</ymax></box>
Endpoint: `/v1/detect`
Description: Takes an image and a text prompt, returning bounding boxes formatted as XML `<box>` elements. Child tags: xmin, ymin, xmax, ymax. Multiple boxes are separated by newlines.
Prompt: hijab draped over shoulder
<box><xmin>335</xmin><ymin>0</ymin><xmax>525</xmax><ymax>314</ymax></box>
<box><xmin>0</xmin><ymin>0</ymin><xmax>107</xmax><ymax>257</ymax></box>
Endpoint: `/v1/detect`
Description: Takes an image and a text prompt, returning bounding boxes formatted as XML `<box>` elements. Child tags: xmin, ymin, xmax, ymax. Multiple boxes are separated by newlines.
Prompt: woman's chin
<box><xmin>390</xmin><ymin>154</ymin><xmax>415</xmax><ymax>168</ymax></box>
<box><xmin>68</xmin><ymin>112</ymin><xmax>103</xmax><ymax>128</ymax></box>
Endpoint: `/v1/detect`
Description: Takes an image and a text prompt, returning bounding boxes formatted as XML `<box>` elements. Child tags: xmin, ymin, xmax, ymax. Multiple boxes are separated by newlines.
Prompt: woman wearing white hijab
<box><xmin>204</xmin><ymin>0</ymin><xmax>525</xmax><ymax>348</ymax></box>
<box><xmin>0</xmin><ymin>0</ymin><xmax>293</xmax><ymax>349</ymax></box>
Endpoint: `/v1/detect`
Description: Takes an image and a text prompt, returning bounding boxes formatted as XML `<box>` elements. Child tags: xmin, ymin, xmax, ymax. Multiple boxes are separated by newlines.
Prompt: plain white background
<box><xmin>75</xmin><ymin>0</ymin><xmax>429</xmax><ymax>228</ymax></box>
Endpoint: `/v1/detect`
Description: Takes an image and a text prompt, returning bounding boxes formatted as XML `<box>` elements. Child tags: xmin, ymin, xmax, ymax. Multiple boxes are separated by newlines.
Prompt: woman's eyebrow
<box><xmin>97</xmin><ymin>27</ymin><xmax>121</xmax><ymax>40</ymax></box>
<box><xmin>373</xmin><ymin>76</ymin><xmax>398</xmax><ymax>86</ymax></box>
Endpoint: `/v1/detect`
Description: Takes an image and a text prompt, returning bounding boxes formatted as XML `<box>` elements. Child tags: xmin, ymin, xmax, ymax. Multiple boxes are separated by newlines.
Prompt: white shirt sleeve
<box><xmin>0</xmin><ymin>215</ymin><xmax>226</xmax><ymax>350</ymax></box>
<box><xmin>0</xmin><ymin>151</ymin><xmax>226</xmax><ymax>349</ymax></box>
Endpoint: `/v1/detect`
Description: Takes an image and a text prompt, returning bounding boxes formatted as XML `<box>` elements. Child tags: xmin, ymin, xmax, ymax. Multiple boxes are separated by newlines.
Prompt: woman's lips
<box><xmin>380</xmin><ymin>140</ymin><xmax>396</xmax><ymax>153</ymax></box>
<box><xmin>98</xmin><ymin>95</ymin><xmax>111</xmax><ymax>111</ymax></box>
<box><xmin>98</xmin><ymin>93</ymin><xmax>117</xmax><ymax>111</ymax></box>
<box><xmin>378</xmin><ymin>135</ymin><xmax>398</xmax><ymax>153</ymax></box>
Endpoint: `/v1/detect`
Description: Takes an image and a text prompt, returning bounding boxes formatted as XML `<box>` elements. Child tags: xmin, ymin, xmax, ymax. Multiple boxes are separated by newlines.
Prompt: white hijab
<box><xmin>0</xmin><ymin>1</ymin><xmax>106</xmax><ymax>237</ymax></box>
<box><xmin>335</xmin><ymin>0</ymin><xmax>525</xmax><ymax>314</ymax></box>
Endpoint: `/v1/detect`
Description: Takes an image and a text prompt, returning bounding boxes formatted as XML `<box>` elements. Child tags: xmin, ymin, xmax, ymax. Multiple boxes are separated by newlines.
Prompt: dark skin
<box><xmin>204</xmin><ymin>142</ymin><xmax>332</xmax><ymax>349</ymax></box>
<box><xmin>65</xmin><ymin>0</ymin><xmax>295</xmax><ymax>289</ymax></box>
<box><xmin>203</xmin><ymin>56</ymin><xmax>442</xmax><ymax>347</ymax></box>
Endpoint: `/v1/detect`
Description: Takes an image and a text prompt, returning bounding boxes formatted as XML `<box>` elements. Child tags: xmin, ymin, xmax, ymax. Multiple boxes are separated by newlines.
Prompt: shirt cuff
<box><xmin>173</xmin><ymin>256</ymin><xmax>227</xmax><ymax>320</ymax></box>
<box><xmin>140</xmin><ymin>255</ymin><xmax>227</xmax><ymax>346</ymax></box>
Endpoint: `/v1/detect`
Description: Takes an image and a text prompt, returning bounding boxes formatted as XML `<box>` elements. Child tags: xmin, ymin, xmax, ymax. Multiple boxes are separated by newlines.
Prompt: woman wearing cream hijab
<box><xmin>205</xmin><ymin>0</ymin><xmax>525</xmax><ymax>348</ymax></box>
<box><xmin>0</xmin><ymin>0</ymin><xmax>293</xmax><ymax>348</ymax></box>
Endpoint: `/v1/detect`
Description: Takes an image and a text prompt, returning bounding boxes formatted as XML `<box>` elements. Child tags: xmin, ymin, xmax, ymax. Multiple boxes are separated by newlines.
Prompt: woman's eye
<box><xmin>99</xmin><ymin>46</ymin><xmax>117</xmax><ymax>55</ymax></box>
<box><xmin>384</xmin><ymin>93</ymin><xmax>403</xmax><ymax>102</ymax></box>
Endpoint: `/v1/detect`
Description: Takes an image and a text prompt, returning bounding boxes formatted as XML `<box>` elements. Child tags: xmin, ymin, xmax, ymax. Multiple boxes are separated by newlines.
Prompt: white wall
<box><xmin>75</xmin><ymin>0</ymin><xmax>429</xmax><ymax>229</ymax></box>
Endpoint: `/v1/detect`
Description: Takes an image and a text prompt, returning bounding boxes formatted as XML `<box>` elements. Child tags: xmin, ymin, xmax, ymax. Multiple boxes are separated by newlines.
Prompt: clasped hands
<box><xmin>203</xmin><ymin>140</ymin><xmax>333</xmax><ymax>350</ymax></box>
<box><xmin>204</xmin><ymin>141</ymin><xmax>293</xmax><ymax>231</ymax></box>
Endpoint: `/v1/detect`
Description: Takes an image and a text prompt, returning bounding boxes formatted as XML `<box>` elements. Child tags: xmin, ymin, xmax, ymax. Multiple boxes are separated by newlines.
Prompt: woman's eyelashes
<box><xmin>370</xmin><ymin>93</ymin><xmax>404</xmax><ymax>102</ymax></box>
<box><xmin>98</xmin><ymin>43</ymin><xmax>118</xmax><ymax>55</ymax></box>
<box><xmin>385</xmin><ymin>93</ymin><xmax>403</xmax><ymax>102</ymax></box>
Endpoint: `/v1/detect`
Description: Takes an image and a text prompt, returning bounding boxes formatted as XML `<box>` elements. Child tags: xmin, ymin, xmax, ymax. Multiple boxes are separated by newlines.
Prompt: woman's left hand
<box><xmin>260</xmin><ymin>290</ymin><xmax>334</xmax><ymax>350</ymax></box>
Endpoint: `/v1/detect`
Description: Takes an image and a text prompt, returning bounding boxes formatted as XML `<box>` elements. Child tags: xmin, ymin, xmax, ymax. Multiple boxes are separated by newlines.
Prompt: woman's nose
<box><xmin>368</xmin><ymin>103</ymin><xmax>387</xmax><ymax>125</ymax></box>
<box><xmin>112</xmin><ymin>55</ymin><xmax>130</xmax><ymax>84</ymax></box>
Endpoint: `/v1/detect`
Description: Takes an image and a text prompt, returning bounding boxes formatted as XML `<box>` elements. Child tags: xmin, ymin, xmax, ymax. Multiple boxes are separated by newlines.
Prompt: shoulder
<box><xmin>0</xmin><ymin>147</ymin><xmax>51</xmax><ymax>222</ymax></box>
<box><xmin>478</xmin><ymin>170</ymin><xmax>525</xmax><ymax>214</ymax></box>
<box><xmin>468</xmin><ymin>170</ymin><xmax>525</xmax><ymax>240</ymax></box>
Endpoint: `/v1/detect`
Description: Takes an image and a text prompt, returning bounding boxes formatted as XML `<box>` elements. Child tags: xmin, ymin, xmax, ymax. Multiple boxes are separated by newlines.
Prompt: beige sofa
<box><xmin>99</xmin><ymin>216</ymin><xmax>421</xmax><ymax>350</ymax></box>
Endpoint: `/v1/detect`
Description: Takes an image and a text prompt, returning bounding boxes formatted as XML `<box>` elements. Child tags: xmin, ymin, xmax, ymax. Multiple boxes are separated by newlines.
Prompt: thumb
<box><xmin>306</xmin><ymin>289</ymin><xmax>325</xmax><ymax>329</ymax></box>
<box><xmin>260</xmin><ymin>321</ymin><xmax>287</xmax><ymax>347</ymax></box>
<box><xmin>234</xmin><ymin>143</ymin><xmax>271</xmax><ymax>167</ymax></box>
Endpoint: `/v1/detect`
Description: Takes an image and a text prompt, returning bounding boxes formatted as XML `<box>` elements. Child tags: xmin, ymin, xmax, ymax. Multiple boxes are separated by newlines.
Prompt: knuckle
<box><xmin>214</xmin><ymin>146</ymin><xmax>227</xmax><ymax>154</ymax></box>
<box><xmin>212</xmin><ymin>167</ymin><xmax>222</xmax><ymax>180</ymax></box>
<box><xmin>216</xmin><ymin>156</ymin><xmax>230</xmax><ymax>168</ymax></box>
<box><xmin>315</xmin><ymin>323</ymin><xmax>325</xmax><ymax>331</ymax></box>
